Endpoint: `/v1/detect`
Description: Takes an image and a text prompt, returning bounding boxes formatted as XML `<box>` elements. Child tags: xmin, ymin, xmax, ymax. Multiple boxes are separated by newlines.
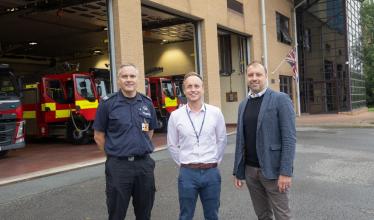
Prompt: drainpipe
<box><xmin>107</xmin><ymin>0</ymin><xmax>117</xmax><ymax>92</ymax></box>
<box><xmin>293</xmin><ymin>0</ymin><xmax>306</xmax><ymax>116</ymax></box>
<box><xmin>260</xmin><ymin>0</ymin><xmax>268</xmax><ymax>69</ymax></box>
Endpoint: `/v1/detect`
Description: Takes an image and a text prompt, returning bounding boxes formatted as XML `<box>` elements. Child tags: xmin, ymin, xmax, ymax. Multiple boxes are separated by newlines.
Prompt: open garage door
<box><xmin>141</xmin><ymin>5</ymin><xmax>199</xmax><ymax>132</ymax></box>
<box><xmin>0</xmin><ymin>0</ymin><xmax>113</xmax><ymax>143</ymax></box>
<box><xmin>0</xmin><ymin>0</ymin><xmax>112</xmax><ymax>92</ymax></box>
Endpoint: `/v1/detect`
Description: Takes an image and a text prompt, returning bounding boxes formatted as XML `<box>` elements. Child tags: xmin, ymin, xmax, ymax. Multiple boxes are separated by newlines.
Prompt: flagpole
<box><xmin>271</xmin><ymin>58</ymin><xmax>285</xmax><ymax>74</ymax></box>
<box><xmin>293</xmin><ymin>1</ymin><xmax>305</xmax><ymax>117</ymax></box>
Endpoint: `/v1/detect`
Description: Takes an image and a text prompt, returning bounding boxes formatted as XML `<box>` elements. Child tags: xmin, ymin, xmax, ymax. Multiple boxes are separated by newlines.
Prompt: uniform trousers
<box><xmin>245</xmin><ymin>165</ymin><xmax>292</xmax><ymax>220</ymax></box>
<box><xmin>178</xmin><ymin>167</ymin><xmax>221</xmax><ymax>220</ymax></box>
<box><xmin>105</xmin><ymin>155</ymin><xmax>156</xmax><ymax>220</ymax></box>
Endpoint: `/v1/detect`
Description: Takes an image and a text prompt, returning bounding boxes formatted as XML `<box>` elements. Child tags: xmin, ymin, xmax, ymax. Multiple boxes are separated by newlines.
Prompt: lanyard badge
<box><xmin>142</xmin><ymin>118</ymin><xmax>149</xmax><ymax>132</ymax></box>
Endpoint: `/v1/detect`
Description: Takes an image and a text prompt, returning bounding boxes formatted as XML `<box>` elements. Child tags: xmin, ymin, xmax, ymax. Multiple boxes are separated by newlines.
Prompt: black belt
<box><xmin>181</xmin><ymin>163</ymin><xmax>217</xmax><ymax>169</ymax></box>
<box><xmin>108</xmin><ymin>154</ymin><xmax>149</xmax><ymax>161</ymax></box>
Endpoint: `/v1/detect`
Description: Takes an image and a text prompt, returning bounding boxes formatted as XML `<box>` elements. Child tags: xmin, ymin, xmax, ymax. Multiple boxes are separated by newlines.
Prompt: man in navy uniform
<box><xmin>93</xmin><ymin>64</ymin><xmax>158</xmax><ymax>220</ymax></box>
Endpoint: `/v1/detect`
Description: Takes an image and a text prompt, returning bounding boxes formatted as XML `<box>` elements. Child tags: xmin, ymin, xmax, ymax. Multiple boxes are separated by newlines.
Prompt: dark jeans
<box><xmin>178</xmin><ymin>167</ymin><xmax>221</xmax><ymax>220</ymax></box>
<box><xmin>105</xmin><ymin>155</ymin><xmax>156</xmax><ymax>220</ymax></box>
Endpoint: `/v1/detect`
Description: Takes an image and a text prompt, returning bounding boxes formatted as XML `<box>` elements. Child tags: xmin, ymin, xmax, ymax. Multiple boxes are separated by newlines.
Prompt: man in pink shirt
<box><xmin>167</xmin><ymin>72</ymin><xmax>227</xmax><ymax>220</ymax></box>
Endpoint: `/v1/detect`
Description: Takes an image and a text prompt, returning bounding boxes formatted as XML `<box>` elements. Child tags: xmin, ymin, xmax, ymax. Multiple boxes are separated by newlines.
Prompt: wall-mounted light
<box><xmin>103</xmin><ymin>27</ymin><xmax>108</xmax><ymax>31</ymax></box>
<box><xmin>6</xmin><ymin>8</ymin><xmax>19</xmax><ymax>12</ymax></box>
<box><xmin>29</xmin><ymin>42</ymin><xmax>38</xmax><ymax>46</ymax></box>
<box><xmin>93</xmin><ymin>49</ymin><xmax>103</xmax><ymax>55</ymax></box>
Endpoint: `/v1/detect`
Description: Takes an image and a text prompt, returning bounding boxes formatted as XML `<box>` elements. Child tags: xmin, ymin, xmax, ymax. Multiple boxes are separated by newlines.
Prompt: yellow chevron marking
<box><xmin>75</xmin><ymin>100</ymin><xmax>98</xmax><ymax>109</ymax></box>
<box><xmin>41</xmin><ymin>103</ymin><xmax>56</xmax><ymax>111</ymax></box>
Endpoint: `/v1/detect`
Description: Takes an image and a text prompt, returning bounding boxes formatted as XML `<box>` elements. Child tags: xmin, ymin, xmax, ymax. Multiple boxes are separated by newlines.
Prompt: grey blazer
<box><xmin>233</xmin><ymin>88</ymin><xmax>296</xmax><ymax>180</ymax></box>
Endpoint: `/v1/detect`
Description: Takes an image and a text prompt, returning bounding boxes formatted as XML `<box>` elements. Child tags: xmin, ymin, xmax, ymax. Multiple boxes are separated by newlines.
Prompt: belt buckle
<box><xmin>128</xmin><ymin>156</ymin><xmax>135</xmax><ymax>161</ymax></box>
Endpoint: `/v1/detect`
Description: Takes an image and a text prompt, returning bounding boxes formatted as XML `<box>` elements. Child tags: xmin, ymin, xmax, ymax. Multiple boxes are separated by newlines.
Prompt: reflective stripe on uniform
<box><xmin>23</xmin><ymin>111</ymin><xmax>36</xmax><ymax>119</ymax></box>
<box><xmin>41</xmin><ymin>103</ymin><xmax>56</xmax><ymax>111</ymax></box>
<box><xmin>75</xmin><ymin>99</ymin><xmax>98</xmax><ymax>109</ymax></box>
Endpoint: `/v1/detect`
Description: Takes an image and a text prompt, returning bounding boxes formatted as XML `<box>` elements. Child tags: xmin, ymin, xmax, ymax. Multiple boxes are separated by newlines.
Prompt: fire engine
<box><xmin>0</xmin><ymin>64</ymin><xmax>25</xmax><ymax>157</ymax></box>
<box><xmin>172</xmin><ymin>75</ymin><xmax>187</xmax><ymax>106</ymax></box>
<box><xmin>145</xmin><ymin>77</ymin><xmax>179</xmax><ymax>132</ymax></box>
<box><xmin>22</xmin><ymin>72</ymin><xmax>106</xmax><ymax>144</ymax></box>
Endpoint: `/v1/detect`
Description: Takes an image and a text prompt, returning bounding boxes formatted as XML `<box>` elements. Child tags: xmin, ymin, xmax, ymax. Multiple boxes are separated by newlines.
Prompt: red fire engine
<box><xmin>22</xmin><ymin>72</ymin><xmax>105</xmax><ymax>144</ymax></box>
<box><xmin>0</xmin><ymin>65</ymin><xmax>25</xmax><ymax>157</ymax></box>
<box><xmin>145</xmin><ymin>77</ymin><xmax>179</xmax><ymax>132</ymax></box>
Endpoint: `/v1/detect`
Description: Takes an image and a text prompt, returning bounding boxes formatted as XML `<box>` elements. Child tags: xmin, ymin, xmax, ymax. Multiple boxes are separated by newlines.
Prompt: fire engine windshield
<box><xmin>75</xmin><ymin>76</ymin><xmax>95</xmax><ymax>101</ymax></box>
<box><xmin>0</xmin><ymin>74</ymin><xmax>18</xmax><ymax>98</ymax></box>
<box><xmin>46</xmin><ymin>80</ymin><xmax>66</xmax><ymax>103</ymax></box>
<box><xmin>161</xmin><ymin>80</ymin><xmax>175</xmax><ymax>98</ymax></box>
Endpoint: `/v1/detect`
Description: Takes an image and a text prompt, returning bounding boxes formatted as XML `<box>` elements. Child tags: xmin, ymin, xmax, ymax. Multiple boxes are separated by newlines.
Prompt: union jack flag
<box><xmin>285</xmin><ymin>48</ymin><xmax>298</xmax><ymax>81</ymax></box>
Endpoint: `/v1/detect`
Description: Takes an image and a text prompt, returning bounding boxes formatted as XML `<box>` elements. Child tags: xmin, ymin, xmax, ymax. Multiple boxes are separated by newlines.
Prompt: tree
<box><xmin>362</xmin><ymin>0</ymin><xmax>374</xmax><ymax>106</ymax></box>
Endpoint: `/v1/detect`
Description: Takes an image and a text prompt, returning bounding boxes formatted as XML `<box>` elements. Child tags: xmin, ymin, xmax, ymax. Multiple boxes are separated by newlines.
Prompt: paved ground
<box><xmin>1</xmin><ymin>111</ymin><xmax>373</xmax><ymax>184</ymax></box>
<box><xmin>1</xmin><ymin>127</ymin><xmax>374</xmax><ymax>220</ymax></box>
<box><xmin>0</xmin><ymin>125</ymin><xmax>236</xmax><ymax>184</ymax></box>
<box><xmin>296</xmin><ymin>111</ymin><xmax>374</xmax><ymax>128</ymax></box>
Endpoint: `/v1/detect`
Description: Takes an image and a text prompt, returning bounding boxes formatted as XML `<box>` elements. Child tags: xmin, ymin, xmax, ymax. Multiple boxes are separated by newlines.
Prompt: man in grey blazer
<box><xmin>233</xmin><ymin>61</ymin><xmax>296</xmax><ymax>220</ymax></box>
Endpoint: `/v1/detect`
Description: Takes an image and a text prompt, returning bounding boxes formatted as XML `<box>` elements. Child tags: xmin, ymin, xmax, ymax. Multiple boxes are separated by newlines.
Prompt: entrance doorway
<box><xmin>217</xmin><ymin>29</ymin><xmax>249</xmax><ymax>123</ymax></box>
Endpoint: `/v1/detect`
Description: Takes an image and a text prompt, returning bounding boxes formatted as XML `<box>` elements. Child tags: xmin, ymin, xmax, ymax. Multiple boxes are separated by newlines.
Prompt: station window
<box><xmin>306</xmin><ymin>78</ymin><xmax>314</xmax><ymax>102</ymax></box>
<box><xmin>304</xmin><ymin>28</ymin><xmax>312</xmax><ymax>52</ymax></box>
<box><xmin>279</xmin><ymin>75</ymin><xmax>293</xmax><ymax>100</ymax></box>
<box><xmin>276</xmin><ymin>12</ymin><xmax>292</xmax><ymax>45</ymax></box>
<box><xmin>218</xmin><ymin>34</ymin><xmax>233</xmax><ymax>76</ymax></box>
<box><xmin>227</xmin><ymin>0</ymin><xmax>243</xmax><ymax>14</ymax></box>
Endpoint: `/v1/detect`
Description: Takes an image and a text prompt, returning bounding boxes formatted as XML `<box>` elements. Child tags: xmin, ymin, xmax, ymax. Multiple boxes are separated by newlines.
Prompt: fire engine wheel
<box><xmin>156</xmin><ymin>117</ymin><xmax>168</xmax><ymax>133</ymax></box>
<box><xmin>67</xmin><ymin>121</ymin><xmax>90</xmax><ymax>145</ymax></box>
<box><xmin>0</xmin><ymin>150</ymin><xmax>8</xmax><ymax>158</ymax></box>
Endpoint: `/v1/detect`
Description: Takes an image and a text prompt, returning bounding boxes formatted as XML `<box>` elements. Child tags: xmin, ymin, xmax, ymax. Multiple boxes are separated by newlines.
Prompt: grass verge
<box><xmin>368</xmin><ymin>105</ymin><xmax>374</xmax><ymax>112</ymax></box>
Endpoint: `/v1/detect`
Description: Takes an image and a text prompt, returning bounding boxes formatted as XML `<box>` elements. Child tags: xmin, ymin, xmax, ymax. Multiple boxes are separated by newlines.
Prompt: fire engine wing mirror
<box><xmin>97</xmin><ymin>86</ymin><xmax>102</xmax><ymax>97</ymax></box>
<box><xmin>79</xmin><ymin>81</ymin><xmax>87</xmax><ymax>88</ymax></box>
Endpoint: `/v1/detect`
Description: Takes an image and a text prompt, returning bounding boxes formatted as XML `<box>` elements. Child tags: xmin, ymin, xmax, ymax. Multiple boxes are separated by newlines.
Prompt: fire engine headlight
<box><xmin>16</xmin><ymin>120</ymin><xmax>25</xmax><ymax>138</ymax></box>
<box><xmin>16</xmin><ymin>137</ymin><xmax>24</xmax><ymax>144</ymax></box>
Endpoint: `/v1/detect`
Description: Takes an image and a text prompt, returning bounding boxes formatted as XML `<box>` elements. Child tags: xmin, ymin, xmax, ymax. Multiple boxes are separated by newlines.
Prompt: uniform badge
<box><xmin>140</xmin><ymin>105</ymin><xmax>151</xmax><ymax>117</ymax></box>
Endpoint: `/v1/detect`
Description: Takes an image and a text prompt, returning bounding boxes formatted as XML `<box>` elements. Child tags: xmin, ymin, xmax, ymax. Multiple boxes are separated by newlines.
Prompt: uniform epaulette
<box><xmin>139</xmin><ymin>92</ymin><xmax>152</xmax><ymax>102</ymax></box>
<box><xmin>102</xmin><ymin>92</ymin><xmax>117</xmax><ymax>101</ymax></box>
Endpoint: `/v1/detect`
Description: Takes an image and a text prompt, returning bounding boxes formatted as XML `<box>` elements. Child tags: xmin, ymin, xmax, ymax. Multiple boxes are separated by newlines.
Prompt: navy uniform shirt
<box><xmin>93</xmin><ymin>91</ymin><xmax>158</xmax><ymax>157</ymax></box>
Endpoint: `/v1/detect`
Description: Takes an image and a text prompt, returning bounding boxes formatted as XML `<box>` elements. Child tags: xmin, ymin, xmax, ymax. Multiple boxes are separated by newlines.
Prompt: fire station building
<box><xmin>0</xmin><ymin>0</ymin><xmax>366</xmax><ymax>125</ymax></box>
<box><xmin>109</xmin><ymin>0</ymin><xmax>298</xmax><ymax>124</ymax></box>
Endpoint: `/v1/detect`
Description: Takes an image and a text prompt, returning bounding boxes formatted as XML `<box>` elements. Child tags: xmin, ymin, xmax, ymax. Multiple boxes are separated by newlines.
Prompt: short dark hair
<box><xmin>246</xmin><ymin>61</ymin><xmax>267</xmax><ymax>74</ymax></box>
<box><xmin>183</xmin><ymin>72</ymin><xmax>202</xmax><ymax>82</ymax></box>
